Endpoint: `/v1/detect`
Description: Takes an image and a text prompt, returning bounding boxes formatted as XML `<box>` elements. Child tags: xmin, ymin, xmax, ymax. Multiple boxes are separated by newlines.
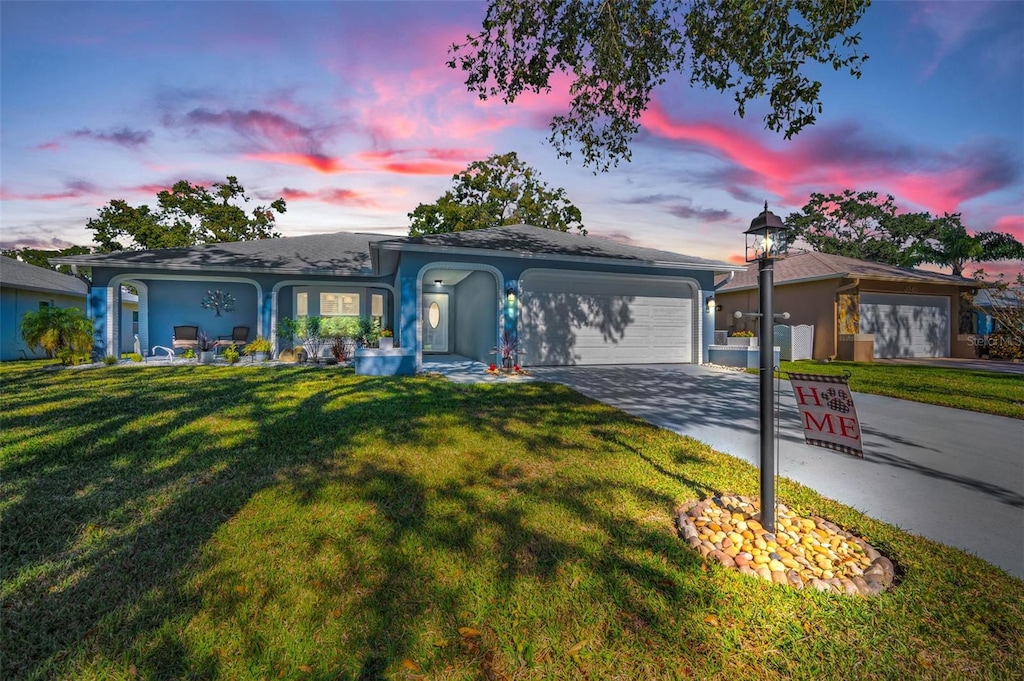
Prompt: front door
<box><xmin>422</xmin><ymin>292</ymin><xmax>449</xmax><ymax>353</ymax></box>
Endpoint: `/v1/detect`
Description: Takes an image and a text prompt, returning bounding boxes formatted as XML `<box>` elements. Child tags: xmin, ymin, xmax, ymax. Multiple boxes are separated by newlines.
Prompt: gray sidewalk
<box><xmin>531</xmin><ymin>364</ymin><xmax>1024</xmax><ymax>579</ymax></box>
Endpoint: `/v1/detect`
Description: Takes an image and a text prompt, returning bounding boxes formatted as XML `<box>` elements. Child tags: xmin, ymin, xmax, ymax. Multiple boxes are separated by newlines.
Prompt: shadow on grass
<box><xmin>0</xmin><ymin>365</ymin><xmax>730</xmax><ymax>679</ymax></box>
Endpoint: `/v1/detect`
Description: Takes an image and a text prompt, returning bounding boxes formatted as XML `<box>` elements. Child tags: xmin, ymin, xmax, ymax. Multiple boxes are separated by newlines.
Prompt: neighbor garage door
<box><xmin>859</xmin><ymin>292</ymin><xmax>950</xmax><ymax>358</ymax></box>
<box><xmin>518</xmin><ymin>270</ymin><xmax>695</xmax><ymax>366</ymax></box>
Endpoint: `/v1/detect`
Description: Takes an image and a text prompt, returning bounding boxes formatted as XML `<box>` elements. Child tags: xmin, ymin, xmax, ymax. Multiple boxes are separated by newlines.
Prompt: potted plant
<box><xmin>727</xmin><ymin>329</ymin><xmax>757</xmax><ymax>347</ymax></box>
<box><xmin>378</xmin><ymin>328</ymin><xmax>394</xmax><ymax>350</ymax></box>
<box><xmin>196</xmin><ymin>331</ymin><xmax>217</xmax><ymax>364</ymax></box>
<box><xmin>243</xmin><ymin>336</ymin><xmax>272</xmax><ymax>362</ymax></box>
<box><xmin>492</xmin><ymin>330</ymin><xmax>520</xmax><ymax>370</ymax></box>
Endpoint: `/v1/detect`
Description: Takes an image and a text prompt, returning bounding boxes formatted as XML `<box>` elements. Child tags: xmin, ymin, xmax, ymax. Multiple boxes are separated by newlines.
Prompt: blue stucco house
<box><xmin>53</xmin><ymin>225</ymin><xmax>742</xmax><ymax>373</ymax></box>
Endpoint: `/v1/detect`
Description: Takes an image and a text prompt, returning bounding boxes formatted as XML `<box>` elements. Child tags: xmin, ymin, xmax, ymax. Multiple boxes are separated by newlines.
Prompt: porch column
<box><xmin>87</xmin><ymin>286</ymin><xmax>108</xmax><ymax>360</ymax></box>
<box><xmin>269</xmin><ymin>289</ymin><xmax>279</xmax><ymax>355</ymax></box>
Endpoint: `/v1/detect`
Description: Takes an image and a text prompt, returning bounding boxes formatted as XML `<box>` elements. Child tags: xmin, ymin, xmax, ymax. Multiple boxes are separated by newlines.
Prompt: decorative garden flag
<box><xmin>788</xmin><ymin>372</ymin><xmax>864</xmax><ymax>458</ymax></box>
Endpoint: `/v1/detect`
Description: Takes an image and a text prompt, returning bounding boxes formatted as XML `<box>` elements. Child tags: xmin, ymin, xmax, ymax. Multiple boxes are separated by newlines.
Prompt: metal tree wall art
<box><xmin>201</xmin><ymin>289</ymin><xmax>236</xmax><ymax>317</ymax></box>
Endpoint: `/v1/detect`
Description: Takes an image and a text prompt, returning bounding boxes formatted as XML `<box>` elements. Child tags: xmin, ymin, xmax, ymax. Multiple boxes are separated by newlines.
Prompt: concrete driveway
<box><xmin>531</xmin><ymin>364</ymin><xmax>1024</xmax><ymax>579</ymax></box>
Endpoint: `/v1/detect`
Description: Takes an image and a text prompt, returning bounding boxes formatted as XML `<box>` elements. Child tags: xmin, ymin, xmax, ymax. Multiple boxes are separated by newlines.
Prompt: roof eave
<box><xmin>377</xmin><ymin>241</ymin><xmax>743</xmax><ymax>273</ymax></box>
<box><xmin>0</xmin><ymin>281</ymin><xmax>87</xmax><ymax>297</ymax></box>
<box><xmin>49</xmin><ymin>258</ymin><xmax>376</xmax><ymax>278</ymax></box>
<box><xmin>720</xmin><ymin>270</ymin><xmax>977</xmax><ymax>293</ymax></box>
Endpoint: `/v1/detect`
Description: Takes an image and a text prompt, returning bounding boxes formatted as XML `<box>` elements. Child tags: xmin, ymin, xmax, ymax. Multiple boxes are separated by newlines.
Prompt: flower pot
<box><xmin>254</xmin><ymin>352</ymin><xmax>269</xmax><ymax>362</ymax></box>
<box><xmin>726</xmin><ymin>337</ymin><xmax>757</xmax><ymax>347</ymax></box>
<box><xmin>199</xmin><ymin>351</ymin><xmax>216</xmax><ymax>364</ymax></box>
<box><xmin>378</xmin><ymin>337</ymin><xmax>394</xmax><ymax>350</ymax></box>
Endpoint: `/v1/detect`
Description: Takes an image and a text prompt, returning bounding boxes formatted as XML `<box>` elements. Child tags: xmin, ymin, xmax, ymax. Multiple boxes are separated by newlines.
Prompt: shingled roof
<box><xmin>0</xmin><ymin>257</ymin><xmax>88</xmax><ymax>296</ymax></box>
<box><xmin>377</xmin><ymin>224</ymin><xmax>739</xmax><ymax>271</ymax></box>
<box><xmin>53</xmin><ymin>224</ymin><xmax>741</xmax><ymax>275</ymax></box>
<box><xmin>717</xmin><ymin>251</ymin><xmax>977</xmax><ymax>291</ymax></box>
<box><xmin>50</xmin><ymin>232</ymin><xmax>388</xmax><ymax>276</ymax></box>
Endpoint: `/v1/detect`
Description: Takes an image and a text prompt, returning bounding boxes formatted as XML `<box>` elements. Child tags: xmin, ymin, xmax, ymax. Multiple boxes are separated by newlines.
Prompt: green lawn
<box><xmin>1</xmin><ymin>362</ymin><xmax>1022</xmax><ymax>680</ymax></box>
<box><xmin>773</xmin><ymin>360</ymin><xmax>1024</xmax><ymax>420</ymax></box>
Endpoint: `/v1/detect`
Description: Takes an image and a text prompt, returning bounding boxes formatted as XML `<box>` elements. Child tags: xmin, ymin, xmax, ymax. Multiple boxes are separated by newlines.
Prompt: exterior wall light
<box><xmin>434</xmin><ymin>279</ymin><xmax>443</xmax><ymax>286</ymax></box>
<box><xmin>506</xmin><ymin>287</ymin><xmax>516</xmax><ymax>304</ymax></box>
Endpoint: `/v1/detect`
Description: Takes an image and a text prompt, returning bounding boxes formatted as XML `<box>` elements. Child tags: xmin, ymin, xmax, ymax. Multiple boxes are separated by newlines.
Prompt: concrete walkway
<box><xmin>530</xmin><ymin>364</ymin><xmax>1024</xmax><ymax>579</ymax></box>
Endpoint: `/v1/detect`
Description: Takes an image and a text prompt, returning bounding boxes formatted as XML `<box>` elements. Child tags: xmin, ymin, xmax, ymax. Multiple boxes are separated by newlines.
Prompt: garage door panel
<box><xmin>860</xmin><ymin>293</ymin><xmax>950</xmax><ymax>358</ymax></box>
<box><xmin>519</xmin><ymin>270</ymin><xmax>694</xmax><ymax>366</ymax></box>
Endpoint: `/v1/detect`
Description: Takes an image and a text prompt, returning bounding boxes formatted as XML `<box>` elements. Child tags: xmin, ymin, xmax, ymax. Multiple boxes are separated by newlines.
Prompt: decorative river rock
<box><xmin>677</xmin><ymin>495</ymin><xmax>894</xmax><ymax>596</ymax></box>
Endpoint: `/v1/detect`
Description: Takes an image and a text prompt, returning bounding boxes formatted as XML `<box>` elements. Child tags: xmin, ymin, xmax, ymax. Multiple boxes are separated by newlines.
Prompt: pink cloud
<box><xmin>279</xmin><ymin>187</ymin><xmax>375</xmax><ymax>207</ymax></box>
<box><xmin>993</xmin><ymin>215</ymin><xmax>1024</xmax><ymax>242</ymax></box>
<box><xmin>374</xmin><ymin>160</ymin><xmax>466</xmax><ymax>176</ymax></box>
<box><xmin>244</xmin><ymin>152</ymin><xmax>349</xmax><ymax>174</ymax></box>
<box><xmin>639</xmin><ymin>101</ymin><xmax>1019</xmax><ymax>215</ymax></box>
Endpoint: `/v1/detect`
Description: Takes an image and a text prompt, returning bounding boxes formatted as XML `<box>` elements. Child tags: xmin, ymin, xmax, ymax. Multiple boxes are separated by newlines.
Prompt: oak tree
<box><xmin>408</xmin><ymin>152</ymin><xmax>585</xmax><ymax>236</ymax></box>
<box><xmin>87</xmin><ymin>176</ymin><xmax>286</xmax><ymax>252</ymax></box>
<box><xmin>450</xmin><ymin>0</ymin><xmax>870</xmax><ymax>169</ymax></box>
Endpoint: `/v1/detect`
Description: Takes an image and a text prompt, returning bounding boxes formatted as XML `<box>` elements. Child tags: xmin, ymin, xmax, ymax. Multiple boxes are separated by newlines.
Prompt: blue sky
<box><xmin>2</xmin><ymin>0</ymin><xmax>1021</xmax><ymax>273</ymax></box>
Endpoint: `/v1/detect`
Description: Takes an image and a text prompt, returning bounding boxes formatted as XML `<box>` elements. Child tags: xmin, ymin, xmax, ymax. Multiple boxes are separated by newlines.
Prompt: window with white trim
<box><xmin>296</xmin><ymin>291</ymin><xmax>308</xmax><ymax>317</ymax></box>
<box><xmin>321</xmin><ymin>292</ymin><xmax>359</xmax><ymax>316</ymax></box>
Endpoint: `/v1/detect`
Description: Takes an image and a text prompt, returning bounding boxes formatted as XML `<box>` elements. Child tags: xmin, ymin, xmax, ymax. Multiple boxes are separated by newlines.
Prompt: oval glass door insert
<box><xmin>428</xmin><ymin>301</ymin><xmax>441</xmax><ymax>329</ymax></box>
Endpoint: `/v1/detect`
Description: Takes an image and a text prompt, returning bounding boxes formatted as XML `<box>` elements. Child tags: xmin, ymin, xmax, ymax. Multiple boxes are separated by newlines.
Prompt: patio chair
<box><xmin>216</xmin><ymin>326</ymin><xmax>249</xmax><ymax>350</ymax></box>
<box><xmin>172</xmin><ymin>325</ymin><xmax>199</xmax><ymax>352</ymax></box>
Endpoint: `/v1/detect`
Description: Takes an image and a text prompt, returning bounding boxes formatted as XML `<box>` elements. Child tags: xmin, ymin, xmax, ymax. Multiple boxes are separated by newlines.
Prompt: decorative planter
<box><xmin>708</xmin><ymin>344</ymin><xmax>781</xmax><ymax>369</ymax></box>
<box><xmin>354</xmin><ymin>347</ymin><xmax>416</xmax><ymax>376</ymax></box>
<box><xmin>378</xmin><ymin>337</ymin><xmax>394</xmax><ymax>350</ymax></box>
<box><xmin>199</xmin><ymin>351</ymin><xmax>216</xmax><ymax>365</ymax></box>
<box><xmin>253</xmin><ymin>352</ymin><xmax>269</xmax><ymax>362</ymax></box>
<box><xmin>726</xmin><ymin>337</ymin><xmax>757</xmax><ymax>347</ymax></box>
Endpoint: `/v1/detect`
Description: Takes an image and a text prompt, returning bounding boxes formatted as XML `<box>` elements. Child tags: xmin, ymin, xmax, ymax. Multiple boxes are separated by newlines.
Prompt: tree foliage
<box><xmin>450</xmin><ymin>0</ymin><xmax>870</xmax><ymax>169</ymax></box>
<box><xmin>784</xmin><ymin>191</ymin><xmax>932</xmax><ymax>267</ymax></box>
<box><xmin>1</xmin><ymin>245</ymin><xmax>92</xmax><ymax>274</ymax></box>
<box><xmin>20</xmin><ymin>306</ymin><xmax>94</xmax><ymax>363</ymax></box>
<box><xmin>408</xmin><ymin>152</ymin><xmax>585</xmax><ymax>236</ymax></box>
<box><xmin>87</xmin><ymin>176</ymin><xmax>286</xmax><ymax>252</ymax></box>
<box><xmin>785</xmin><ymin>190</ymin><xmax>1024</xmax><ymax>274</ymax></box>
<box><xmin>973</xmin><ymin>271</ymin><xmax>1024</xmax><ymax>360</ymax></box>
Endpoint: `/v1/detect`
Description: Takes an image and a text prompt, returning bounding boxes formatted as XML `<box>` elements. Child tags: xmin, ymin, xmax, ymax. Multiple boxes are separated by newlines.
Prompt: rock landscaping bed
<box><xmin>677</xmin><ymin>495</ymin><xmax>894</xmax><ymax>596</ymax></box>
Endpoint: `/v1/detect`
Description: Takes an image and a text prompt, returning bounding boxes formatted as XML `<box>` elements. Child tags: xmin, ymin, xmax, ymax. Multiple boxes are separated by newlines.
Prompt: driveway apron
<box><xmin>531</xmin><ymin>364</ymin><xmax>1024</xmax><ymax>580</ymax></box>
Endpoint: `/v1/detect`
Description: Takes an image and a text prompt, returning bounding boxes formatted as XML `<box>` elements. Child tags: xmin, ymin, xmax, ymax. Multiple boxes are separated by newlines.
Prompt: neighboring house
<box><xmin>0</xmin><ymin>256</ymin><xmax>141</xmax><ymax>360</ymax></box>
<box><xmin>1</xmin><ymin>256</ymin><xmax>88</xmax><ymax>360</ymax></box>
<box><xmin>714</xmin><ymin>251</ymin><xmax>979</xmax><ymax>360</ymax></box>
<box><xmin>53</xmin><ymin>224</ymin><xmax>742</xmax><ymax>372</ymax></box>
<box><xmin>972</xmin><ymin>288</ymin><xmax>1023</xmax><ymax>335</ymax></box>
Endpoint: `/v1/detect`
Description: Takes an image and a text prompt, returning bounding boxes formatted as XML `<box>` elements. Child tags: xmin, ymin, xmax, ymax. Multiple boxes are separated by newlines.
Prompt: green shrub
<box><xmin>732</xmin><ymin>330</ymin><xmax>755</xmax><ymax>338</ymax></box>
<box><xmin>243</xmin><ymin>337</ymin><xmax>272</xmax><ymax>355</ymax></box>
<box><xmin>182</xmin><ymin>348</ymin><xmax>196</xmax><ymax>359</ymax></box>
<box><xmin>222</xmin><ymin>345</ymin><xmax>241</xmax><ymax>364</ymax></box>
<box><xmin>120</xmin><ymin>353</ymin><xmax>143</xmax><ymax>363</ymax></box>
<box><xmin>102</xmin><ymin>354</ymin><xmax>119</xmax><ymax>366</ymax></box>
<box><xmin>20</xmin><ymin>306</ymin><xmax>93</xmax><ymax>359</ymax></box>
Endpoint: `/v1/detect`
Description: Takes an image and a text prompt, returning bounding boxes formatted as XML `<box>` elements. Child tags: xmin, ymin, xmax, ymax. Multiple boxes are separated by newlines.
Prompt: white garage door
<box><xmin>860</xmin><ymin>293</ymin><xmax>950</xmax><ymax>358</ymax></box>
<box><xmin>518</xmin><ymin>270</ymin><xmax>695</xmax><ymax>366</ymax></box>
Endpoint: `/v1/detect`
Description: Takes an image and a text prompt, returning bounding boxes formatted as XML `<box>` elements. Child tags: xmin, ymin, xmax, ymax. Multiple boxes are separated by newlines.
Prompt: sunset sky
<box><xmin>2</xmin><ymin>1</ymin><xmax>1022</xmax><ymax>273</ymax></box>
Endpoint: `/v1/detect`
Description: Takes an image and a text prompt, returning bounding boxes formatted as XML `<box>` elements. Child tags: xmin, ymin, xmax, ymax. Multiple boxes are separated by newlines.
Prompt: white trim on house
<box><xmin>108</xmin><ymin>273</ymin><xmax>262</xmax><ymax>356</ymax></box>
<box><xmin>414</xmin><ymin>262</ymin><xmax>503</xmax><ymax>371</ymax></box>
<box><xmin>269</xmin><ymin>280</ymin><xmax>396</xmax><ymax>355</ymax></box>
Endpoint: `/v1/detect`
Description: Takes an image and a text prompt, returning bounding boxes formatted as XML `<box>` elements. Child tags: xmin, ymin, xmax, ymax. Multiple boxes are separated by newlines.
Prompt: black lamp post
<box><xmin>744</xmin><ymin>202</ymin><xmax>790</xmax><ymax>533</ymax></box>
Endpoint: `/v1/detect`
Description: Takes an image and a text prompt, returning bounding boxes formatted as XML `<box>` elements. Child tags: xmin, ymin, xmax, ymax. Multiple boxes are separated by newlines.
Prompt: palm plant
<box><xmin>20</xmin><ymin>307</ymin><xmax>93</xmax><ymax>362</ymax></box>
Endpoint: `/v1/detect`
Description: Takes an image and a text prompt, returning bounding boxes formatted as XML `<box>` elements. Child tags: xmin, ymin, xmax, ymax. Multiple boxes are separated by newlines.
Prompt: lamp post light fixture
<box><xmin>744</xmin><ymin>202</ymin><xmax>790</xmax><ymax>533</ymax></box>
